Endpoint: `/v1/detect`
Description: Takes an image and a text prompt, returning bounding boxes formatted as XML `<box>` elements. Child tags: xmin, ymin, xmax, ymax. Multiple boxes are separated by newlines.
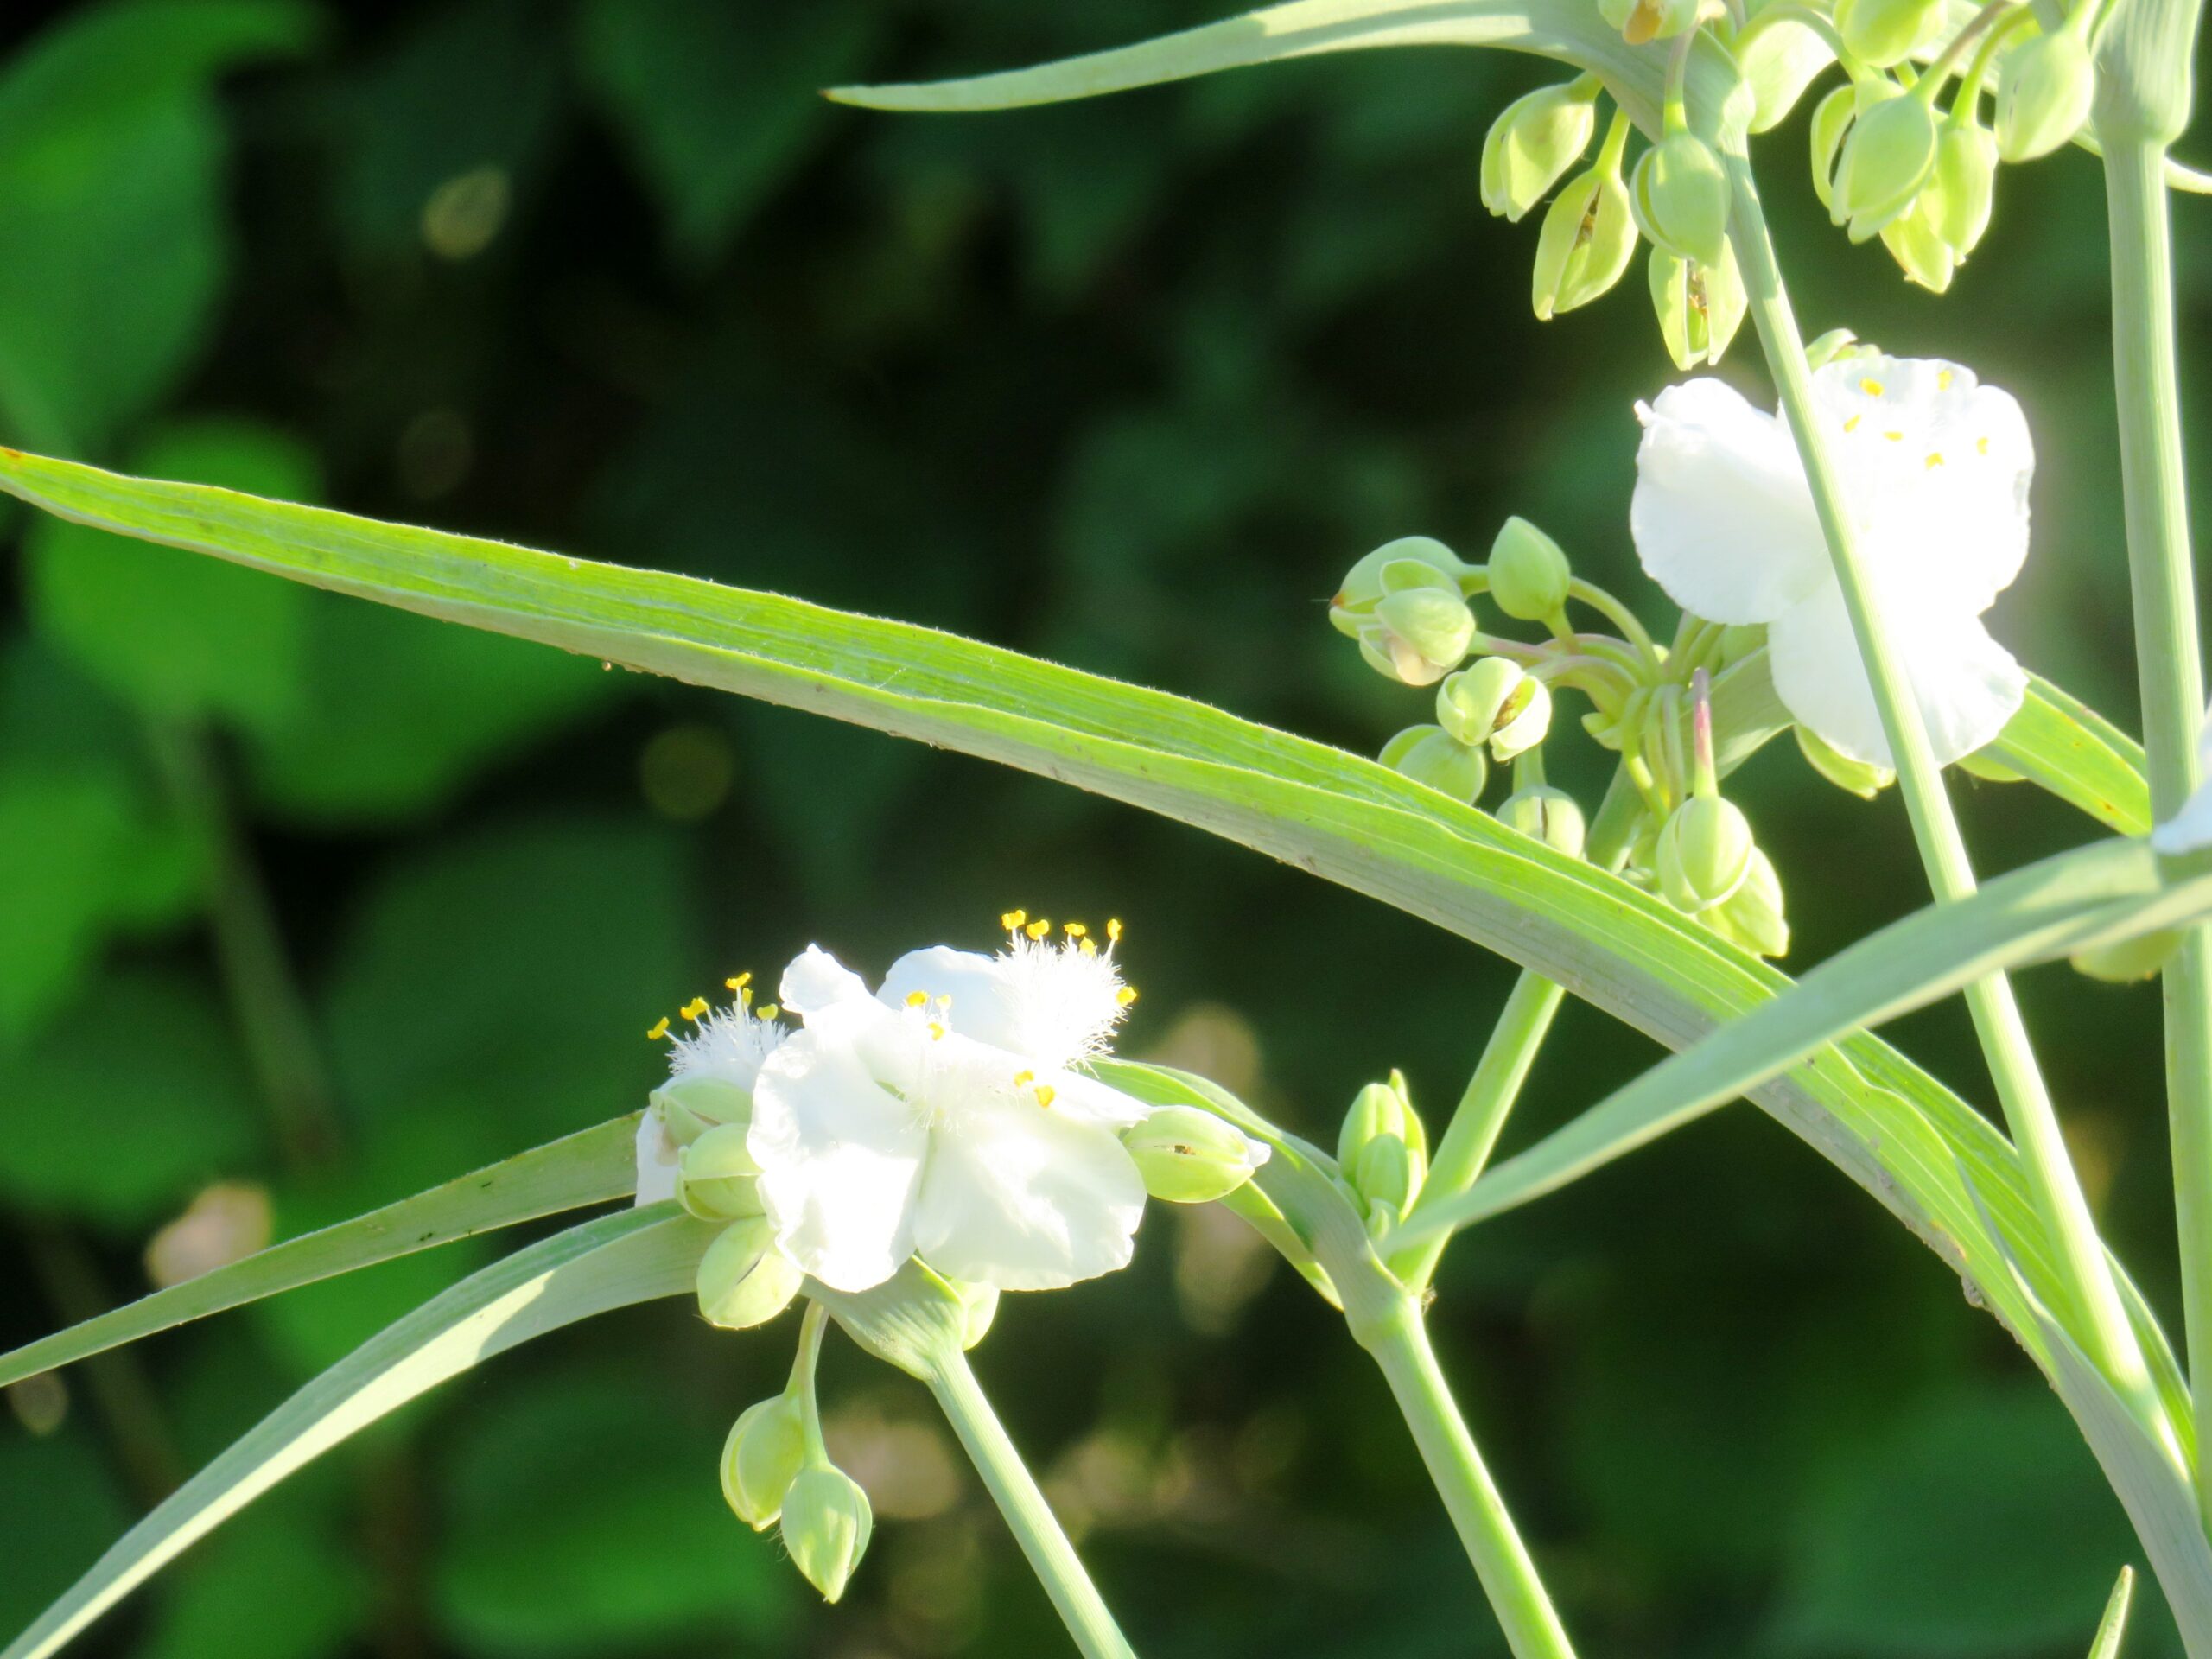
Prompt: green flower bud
<box><xmin>652</xmin><ymin>1074</ymin><xmax>753</xmax><ymax>1149</ymax></box>
<box><xmin>1931</xmin><ymin>120</ymin><xmax>1998</xmax><ymax>257</ymax></box>
<box><xmin>1649</xmin><ymin>242</ymin><xmax>1748</xmax><ymax>371</ymax></box>
<box><xmin>1802</xmin><ymin>330</ymin><xmax>1866</xmax><ymax>372</ymax></box>
<box><xmin>1381</xmin><ymin>724</ymin><xmax>1490</xmax><ymax>802</ymax></box>
<box><xmin>781</xmin><ymin>1465</ymin><xmax>874</xmax><ymax>1603</ymax></box>
<box><xmin>696</xmin><ymin>1217</ymin><xmax>805</xmax><ymax>1330</ymax></box>
<box><xmin>1879</xmin><ymin>190</ymin><xmax>1957</xmax><ymax>291</ymax></box>
<box><xmin>1656</xmin><ymin>795</ymin><xmax>1755</xmax><ymax>914</ymax></box>
<box><xmin>1486</xmin><ymin>516</ymin><xmax>1573</xmax><ymax>622</ymax></box>
<box><xmin>1836</xmin><ymin>0</ymin><xmax>1944</xmax><ymax>67</ymax></box>
<box><xmin>1708</xmin><ymin>847</ymin><xmax>1789</xmax><ymax>957</ymax></box>
<box><xmin>1122</xmin><ymin>1106</ymin><xmax>1265</xmax><ymax>1203</ymax></box>
<box><xmin>1630</xmin><ymin>133</ymin><xmax>1731</xmax><ymax>267</ymax></box>
<box><xmin>2072</xmin><ymin>928</ymin><xmax>2183</xmax><ymax>983</ymax></box>
<box><xmin>1438</xmin><ymin>659</ymin><xmax>1549</xmax><ymax>760</ymax></box>
<box><xmin>1338</xmin><ymin>1073</ymin><xmax>1427</xmax><ymax>1221</ymax></box>
<box><xmin>1831</xmin><ymin>93</ymin><xmax>1938</xmax><ymax>241</ymax></box>
<box><xmin>678</xmin><ymin>1122</ymin><xmax>764</xmax><ymax>1222</ymax></box>
<box><xmin>1330</xmin><ymin>537</ymin><xmax>1465</xmax><ymax>632</ymax></box>
<box><xmin>1482</xmin><ymin>79</ymin><xmax>1600</xmax><ymax>222</ymax></box>
<box><xmin>956</xmin><ymin>1281</ymin><xmax>1000</xmax><ymax>1350</ymax></box>
<box><xmin>1532</xmin><ymin>165</ymin><xmax>1638</xmax><ymax>320</ymax></box>
<box><xmin>1742</xmin><ymin>13</ymin><xmax>1837</xmax><ymax>133</ymax></box>
<box><xmin>1715</xmin><ymin>621</ymin><xmax>1767</xmax><ymax>666</ymax></box>
<box><xmin>721</xmin><ymin>1394</ymin><xmax>807</xmax><ymax>1529</ymax></box>
<box><xmin>1497</xmin><ymin>785</ymin><xmax>1587</xmax><ymax>856</ymax></box>
<box><xmin>1796</xmin><ymin>725</ymin><xmax>1895</xmax><ymax>798</ymax></box>
<box><xmin>1490</xmin><ymin>677</ymin><xmax>1552</xmax><ymax>762</ymax></box>
<box><xmin>1996</xmin><ymin>21</ymin><xmax>2095</xmax><ymax>162</ymax></box>
<box><xmin>1358</xmin><ymin>588</ymin><xmax>1477</xmax><ymax>685</ymax></box>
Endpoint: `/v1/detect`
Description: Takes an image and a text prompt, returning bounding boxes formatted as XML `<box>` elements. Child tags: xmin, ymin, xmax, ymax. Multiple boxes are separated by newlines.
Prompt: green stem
<box><xmin>1725</xmin><ymin>151</ymin><xmax>2159</xmax><ymax>1426</ymax></box>
<box><xmin>927</xmin><ymin>1350</ymin><xmax>1138</xmax><ymax>1659</ymax></box>
<box><xmin>1359</xmin><ymin>1302</ymin><xmax>1577</xmax><ymax>1659</ymax></box>
<box><xmin>2103</xmin><ymin>136</ymin><xmax>2212</xmax><ymax>1523</ymax></box>
<box><xmin>792</xmin><ymin>1300</ymin><xmax>831</xmax><ymax>1463</ymax></box>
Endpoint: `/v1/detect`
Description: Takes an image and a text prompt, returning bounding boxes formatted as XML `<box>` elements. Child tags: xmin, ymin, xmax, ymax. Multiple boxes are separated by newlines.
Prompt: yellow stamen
<box><xmin>646</xmin><ymin>1017</ymin><xmax>671</xmax><ymax>1040</ymax></box>
<box><xmin>1064</xmin><ymin>922</ymin><xmax>1087</xmax><ymax>939</ymax></box>
<box><xmin>1013</xmin><ymin>1069</ymin><xmax>1035</xmax><ymax>1088</ymax></box>
<box><xmin>725</xmin><ymin>972</ymin><xmax>752</xmax><ymax>992</ymax></box>
<box><xmin>758</xmin><ymin>1003</ymin><xmax>779</xmax><ymax>1020</ymax></box>
<box><xmin>1884</xmin><ymin>430</ymin><xmax>1904</xmax><ymax>442</ymax></box>
<box><xmin>1938</xmin><ymin>368</ymin><xmax>1955</xmax><ymax>390</ymax></box>
<box><xmin>1026</xmin><ymin>918</ymin><xmax>1051</xmax><ymax>940</ymax></box>
<box><xmin>1001</xmin><ymin>908</ymin><xmax>1027</xmax><ymax>931</ymax></box>
<box><xmin>680</xmin><ymin>996</ymin><xmax>709</xmax><ymax>1021</ymax></box>
<box><xmin>1925</xmin><ymin>452</ymin><xmax>1944</xmax><ymax>468</ymax></box>
<box><xmin>927</xmin><ymin>1020</ymin><xmax>946</xmax><ymax>1041</ymax></box>
<box><xmin>1116</xmin><ymin>986</ymin><xmax>1139</xmax><ymax>1007</ymax></box>
<box><xmin>1078</xmin><ymin>938</ymin><xmax>1098</xmax><ymax>957</ymax></box>
<box><xmin>1034</xmin><ymin>1084</ymin><xmax>1057</xmax><ymax>1109</ymax></box>
<box><xmin>906</xmin><ymin>990</ymin><xmax>930</xmax><ymax>1007</ymax></box>
<box><xmin>1843</xmin><ymin>414</ymin><xmax>1862</xmax><ymax>434</ymax></box>
<box><xmin>740</xmin><ymin>985</ymin><xmax>754</xmax><ymax>1006</ymax></box>
<box><xmin>1860</xmin><ymin>378</ymin><xmax>1885</xmax><ymax>396</ymax></box>
<box><xmin>1106</xmin><ymin>918</ymin><xmax>1123</xmax><ymax>942</ymax></box>
<box><xmin>1977</xmin><ymin>435</ymin><xmax>1991</xmax><ymax>455</ymax></box>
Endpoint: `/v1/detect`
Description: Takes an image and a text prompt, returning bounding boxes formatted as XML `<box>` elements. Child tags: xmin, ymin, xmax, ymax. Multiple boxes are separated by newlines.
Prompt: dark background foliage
<box><xmin>1</xmin><ymin>1</ymin><xmax>2208</xmax><ymax>1655</ymax></box>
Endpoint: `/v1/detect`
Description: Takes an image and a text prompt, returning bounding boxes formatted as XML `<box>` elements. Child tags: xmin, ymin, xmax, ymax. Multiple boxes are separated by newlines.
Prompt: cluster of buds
<box><xmin>1329</xmin><ymin>518</ymin><xmax>1799</xmax><ymax>959</ymax></box>
<box><xmin>1339</xmin><ymin>1072</ymin><xmax>1429</xmax><ymax>1236</ymax></box>
<box><xmin>647</xmin><ymin>1071</ymin><xmax>810</xmax><ymax>1330</ymax></box>
<box><xmin>720</xmin><ymin>1314</ymin><xmax>876</xmax><ymax>1602</ymax></box>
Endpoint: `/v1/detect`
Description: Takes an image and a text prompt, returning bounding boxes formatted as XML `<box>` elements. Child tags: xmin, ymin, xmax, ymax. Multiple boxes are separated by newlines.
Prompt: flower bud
<box><xmin>678</xmin><ymin>1122</ymin><xmax>764</xmax><ymax>1222</ymax></box>
<box><xmin>1831</xmin><ymin>93</ymin><xmax>1938</xmax><ymax>240</ymax></box>
<box><xmin>652</xmin><ymin>1074</ymin><xmax>753</xmax><ymax>1149</ymax></box>
<box><xmin>1437</xmin><ymin>659</ymin><xmax>1548</xmax><ymax>760</ymax></box>
<box><xmin>1997</xmin><ymin>21</ymin><xmax>2094</xmax><ymax>162</ymax></box>
<box><xmin>1879</xmin><ymin>192</ymin><xmax>1957</xmax><ymax>291</ymax></box>
<box><xmin>1358</xmin><ymin>588</ymin><xmax>1477</xmax><ymax>685</ymax></box>
<box><xmin>721</xmin><ymin>1394</ymin><xmax>807</xmax><ymax>1529</ymax></box>
<box><xmin>780</xmin><ymin>1465</ymin><xmax>874</xmax><ymax>1603</ymax></box>
<box><xmin>1802</xmin><ymin>329</ymin><xmax>1866</xmax><ymax>372</ymax></box>
<box><xmin>1630</xmin><ymin>133</ymin><xmax>1732</xmax><ymax>267</ymax></box>
<box><xmin>1532</xmin><ymin>165</ymin><xmax>1638</xmax><ymax>320</ymax></box>
<box><xmin>1708</xmin><ymin>846</ymin><xmax>1789</xmax><ymax>957</ymax></box>
<box><xmin>1330</xmin><ymin>537</ymin><xmax>1465</xmax><ymax>630</ymax></box>
<box><xmin>1486</xmin><ymin>516</ymin><xmax>1573</xmax><ymax>621</ymax></box>
<box><xmin>1649</xmin><ymin>243</ymin><xmax>1748</xmax><ymax>371</ymax></box>
<box><xmin>1835</xmin><ymin>0</ymin><xmax>1943</xmax><ymax>67</ymax></box>
<box><xmin>1482</xmin><ymin>80</ymin><xmax>1599</xmax><ymax>222</ymax></box>
<box><xmin>1656</xmin><ymin>795</ymin><xmax>1755</xmax><ymax>913</ymax></box>
<box><xmin>2072</xmin><ymin>928</ymin><xmax>2183</xmax><ymax>983</ymax></box>
<box><xmin>1810</xmin><ymin>83</ymin><xmax>1861</xmax><ymax>211</ymax></box>
<box><xmin>1796</xmin><ymin>725</ymin><xmax>1894</xmax><ymax>798</ymax></box>
<box><xmin>1122</xmin><ymin>1106</ymin><xmax>1267</xmax><ymax>1203</ymax></box>
<box><xmin>696</xmin><ymin>1217</ymin><xmax>805</xmax><ymax>1330</ymax></box>
<box><xmin>1497</xmin><ymin>785</ymin><xmax>1586</xmax><ymax>856</ymax></box>
<box><xmin>1338</xmin><ymin>1074</ymin><xmax>1427</xmax><ymax>1220</ymax></box>
<box><xmin>1490</xmin><ymin>677</ymin><xmax>1552</xmax><ymax>762</ymax></box>
<box><xmin>1931</xmin><ymin>121</ymin><xmax>1998</xmax><ymax>257</ymax></box>
<box><xmin>1381</xmin><ymin>724</ymin><xmax>1489</xmax><ymax>803</ymax></box>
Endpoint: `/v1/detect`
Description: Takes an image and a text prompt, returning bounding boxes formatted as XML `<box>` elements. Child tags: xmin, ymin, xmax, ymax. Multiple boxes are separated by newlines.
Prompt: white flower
<box><xmin>1630</xmin><ymin>353</ymin><xmax>2034</xmax><ymax>768</ymax></box>
<box><xmin>634</xmin><ymin>989</ymin><xmax>788</xmax><ymax>1207</ymax></box>
<box><xmin>2152</xmin><ymin>709</ymin><xmax>2212</xmax><ymax>855</ymax></box>
<box><xmin>747</xmin><ymin>920</ymin><xmax>1156</xmax><ymax>1293</ymax></box>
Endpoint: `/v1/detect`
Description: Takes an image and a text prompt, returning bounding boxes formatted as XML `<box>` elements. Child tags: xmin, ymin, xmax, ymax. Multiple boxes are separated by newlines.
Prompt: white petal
<box><xmin>633</xmin><ymin>1109</ymin><xmax>680</xmax><ymax>1207</ymax></box>
<box><xmin>1035</xmin><ymin>1068</ymin><xmax>1152</xmax><ymax>1131</ymax></box>
<box><xmin>779</xmin><ymin>945</ymin><xmax>874</xmax><ymax>1020</ymax></box>
<box><xmin>911</xmin><ymin>1102</ymin><xmax>1147</xmax><ymax>1291</ymax></box>
<box><xmin>879</xmin><ymin>946</ymin><xmax>1024</xmax><ymax>1048</ymax></box>
<box><xmin>1630</xmin><ymin>378</ymin><xmax>1831</xmax><ymax>625</ymax></box>
<box><xmin>747</xmin><ymin>1010</ymin><xmax>928</xmax><ymax>1292</ymax></box>
<box><xmin>2154</xmin><ymin>777</ymin><xmax>2212</xmax><ymax>854</ymax></box>
<box><xmin>1768</xmin><ymin>584</ymin><xmax>2025</xmax><ymax>768</ymax></box>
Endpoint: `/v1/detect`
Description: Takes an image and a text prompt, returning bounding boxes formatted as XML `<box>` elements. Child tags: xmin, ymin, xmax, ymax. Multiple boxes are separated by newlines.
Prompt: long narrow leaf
<box><xmin>0</xmin><ymin>1115</ymin><xmax>639</xmax><ymax>1389</ymax></box>
<box><xmin>2</xmin><ymin>1205</ymin><xmax>715</xmax><ymax>1659</ymax></box>
<box><xmin>0</xmin><ymin>448</ymin><xmax>2184</xmax><ymax>1458</ymax></box>
<box><xmin>2092</xmin><ymin>1567</ymin><xmax>2137</xmax><ymax>1659</ymax></box>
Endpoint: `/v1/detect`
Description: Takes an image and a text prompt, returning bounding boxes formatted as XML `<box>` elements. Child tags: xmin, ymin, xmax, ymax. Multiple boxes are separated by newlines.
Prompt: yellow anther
<box><xmin>757</xmin><ymin>1004</ymin><xmax>779</xmax><ymax>1020</ymax></box>
<box><xmin>725</xmin><ymin>972</ymin><xmax>752</xmax><ymax>992</ymax></box>
<box><xmin>1001</xmin><ymin>908</ymin><xmax>1028</xmax><ymax>931</ymax></box>
<box><xmin>1026</xmin><ymin>918</ymin><xmax>1051</xmax><ymax>940</ymax></box>
<box><xmin>906</xmin><ymin>990</ymin><xmax>930</xmax><ymax>1008</ymax></box>
<box><xmin>680</xmin><ymin>996</ymin><xmax>710</xmax><ymax>1021</ymax></box>
<box><xmin>1034</xmin><ymin>1084</ymin><xmax>1057</xmax><ymax>1109</ymax></box>
<box><xmin>1078</xmin><ymin>938</ymin><xmax>1098</xmax><ymax>957</ymax></box>
<box><xmin>1064</xmin><ymin>922</ymin><xmax>1087</xmax><ymax>939</ymax></box>
<box><xmin>1884</xmin><ymin>430</ymin><xmax>1904</xmax><ymax>442</ymax></box>
<box><xmin>927</xmin><ymin>1020</ymin><xmax>946</xmax><ymax>1041</ymax></box>
<box><xmin>1013</xmin><ymin>1069</ymin><xmax>1035</xmax><ymax>1088</ymax></box>
<box><xmin>1116</xmin><ymin>986</ymin><xmax>1139</xmax><ymax>1007</ymax></box>
<box><xmin>1106</xmin><ymin>918</ymin><xmax>1123</xmax><ymax>942</ymax></box>
<box><xmin>1860</xmin><ymin>378</ymin><xmax>1885</xmax><ymax>396</ymax></box>
<box><xmin>1938</xmin><ymin>368</ymin><xmax>1955</xmax><ymax>390</ymax></box>
<box><xmin>1843</xmin><ymin>414</ymin><xmax>1862</xmax><ymax>433</ymax></box>
<box><xmin>646</xmin><ymin>1016</ymin><xmax>671</xmax><ymax>1041</ymax></box>
<box><xmin>1977</xmin><ymin>435</ymin><xmax>1991</xmax><ymax>455</ymax></box>
<box><xmin>1925</xmin><ymin>451</ymin><xmax>1944</xmax><ymax>468</ymax></box>
<box><xmin>740</xmin><ymin>985</ymin><xmax>754</xmax><ymax>1006</ymax></box>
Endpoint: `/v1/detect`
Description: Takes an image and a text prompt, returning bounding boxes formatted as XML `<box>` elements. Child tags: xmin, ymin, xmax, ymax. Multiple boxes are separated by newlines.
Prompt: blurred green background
<box><xmin>1</xmin><ymin>1</ymin><xmax>2207</xmax><ymax>1655</ymax></box>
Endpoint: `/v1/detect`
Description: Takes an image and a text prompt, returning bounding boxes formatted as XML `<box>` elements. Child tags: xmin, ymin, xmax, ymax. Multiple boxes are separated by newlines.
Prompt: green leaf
<box><xmin>0</xmin><ymin>1</ymin><xmax>315</xmax><ymax>450</ymax></box>
<box><xmin>0</xmin><ymin>446</ymin><xmax>2186</xmax><ymax>1481</ymax></box>
<box><xmin>1987</xmin><ymin>678</ymin><xmax>2152</xmax><ymax>836</ymax></box>
<box><xmin>0</xmin><ymin>1114</ymin><xmax>637</xmax><ymax>1390</ymax></box>
<box><xmin>26</xmin><ymin>422</ymin><xmax>317</xmax><ymax>728</ymax></box>
<box><xmin>1395</xmin><ymin>834</ymin><xmax>2201</xmax><ymax>1245</ymax></box>
<box><xmin>2092</xmin><ymin>1567</ymin><xmax>2138</xmax><ymax>1659</ymax></box>
<box><xmin>0</xmin><ymin>1205</ymin><xmax>718</xmax><ymax>1659</ymax></box>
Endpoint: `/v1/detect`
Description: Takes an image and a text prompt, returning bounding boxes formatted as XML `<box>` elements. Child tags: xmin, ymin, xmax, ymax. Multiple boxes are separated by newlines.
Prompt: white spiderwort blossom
<box><xmin>2152</xmin><ymin>710</ymin><xmax>2212</xmax><ymax>855</ymax></box>
<box><xmin>747</xmin><ymin>918</ymin><xmax>1211</xmax><ymax>1293</ymax></box>
<box><xmin>1630</xmin><ymin>354</ymin><xmax>2034</xmax><ymax>767</ymax></box>
<box><xmin>635</xmin><ymin>986</ymin><xmax>787</xmax><ymax>1206</ymax></box>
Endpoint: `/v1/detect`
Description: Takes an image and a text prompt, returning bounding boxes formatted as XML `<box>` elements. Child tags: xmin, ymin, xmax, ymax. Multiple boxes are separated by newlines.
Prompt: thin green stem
<box><xmin>1360</xmin><ymin>1302</ymin><xmax>1577</xmax><ymax>1659</ymax></box>
<box><xmin>927</xmin><ymin>1350</ymin><xmax>1138</xmax><ymax>1659</ymax></box>
<box><xmin>1567</xmin><ymin>578</ymin><xmax>1663</xmax><ymax>665</ymax></box>
<box><xmin>2104</xmin><ymin>136</ymin><xmax>2212</xmax><ymax>1524</ymax></box>
<box><xmin>1726</xmin><ymin>151</ymin><xmax>2160</xmax><ymax>1427</ymax></box>
<box><xmin>792</xmin><ymin>1300</ymin><xmax>831</xmax><ymax>1463</ymax></box>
